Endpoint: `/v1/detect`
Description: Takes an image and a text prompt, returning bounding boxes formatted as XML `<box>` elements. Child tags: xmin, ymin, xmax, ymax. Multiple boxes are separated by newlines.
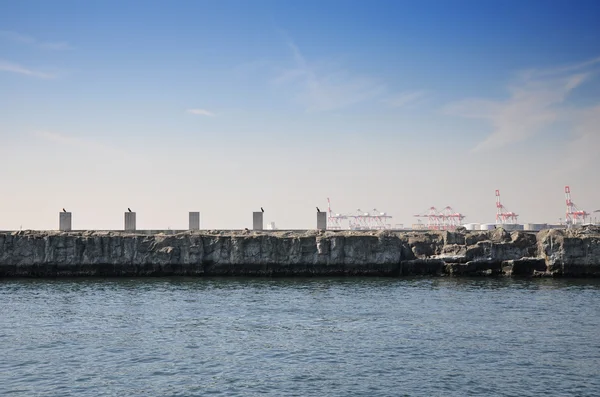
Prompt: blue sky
<box><xmin>1</xmin><ymin>0</ymin><xmax>599</xmax><ymax>230</ymax></box>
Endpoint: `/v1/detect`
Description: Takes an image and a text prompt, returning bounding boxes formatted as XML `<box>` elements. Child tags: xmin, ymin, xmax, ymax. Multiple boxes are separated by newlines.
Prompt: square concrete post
<box><xmin>189</xmin><ymin>212</ymin><xmax>200</xmax><ymax>230</ymax></box>
<box><xmin>59</xmin><ymin>212</ymin><xmax>72</xmax><ymax>231</ymax></box>
<box><xmin>317</xmin><ymin>212</ymin><xmax>327</xmax><ymax>230</ymax></box>
<box><xmin>253</xmin><ymin>212</ymin><xmax>263</xmax><ymax>231</ymax></box>
<box><xmin>124</xmin><ymin>212</ymin><xmax>136</xmax><ymax>231</ymax></box>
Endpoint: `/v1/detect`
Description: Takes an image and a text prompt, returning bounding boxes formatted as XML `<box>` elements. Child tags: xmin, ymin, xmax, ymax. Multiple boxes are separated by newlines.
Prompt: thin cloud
<box><xmin>519</xmin><ymin>56</ymin><xmax>600</xmax><ymax>79</ymax></box>
<box><xmin>187</xmin><ymin>109</ymin><xmax>215</xmax><ymax>116</ymax></box>
<box><xmin>445</xmin><ymin>56</ymin><xmax>600</xmax><ymax>152</ymax></box>
<box><xmin>0</xmin><ymin>30</ymin><xmax>72</xmax><ymax>50</ymax></box>
<box><xmin>34</xmin><ymin>130</ymin><xmax>125</xmax><ymax>156</ymax></box>
<box><xmin>385</xmin><ymin>90</ymin><xmax>428</xmax><ymax>108</ymax></box>
<box><xmin>0</xmin><ymin>30</ymin><xmax>34</xmax><ymax>44</ymax></box>
<box><xmin>0</xmin><ymin>60</ymin><xmax>56</xmax><ymax>79</ymax></box>
<box><xmin>36</xmin><ymin>130</ymin><xmax>79</xmax><ymax>145</ymax></box>
<box><xmin>273</xmin><ymin>41</ymin><xmax>386</xmax><ymax>112</ymax></box>
<box><xmin>564</xmin><ymin>104</ymin><xmax>600</xmax><ymax>170</ymax></box>
<box><xmin>39</xmin><ymin>41</ymin><xmax>71</xmax><ymax>51</ymax></box>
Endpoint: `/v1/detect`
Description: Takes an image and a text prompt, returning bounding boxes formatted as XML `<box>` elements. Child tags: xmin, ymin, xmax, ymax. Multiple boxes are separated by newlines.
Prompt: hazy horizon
<box><xmin>1</xmin><ymin>0</ymin><xmax>599</xmax><ymax>230</ymax></box>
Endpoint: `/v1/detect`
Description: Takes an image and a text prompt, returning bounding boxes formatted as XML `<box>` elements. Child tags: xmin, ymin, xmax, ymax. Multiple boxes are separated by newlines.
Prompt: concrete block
<box><xmin>317</xmin><ymin>212</ymin><xmax>327</xmax><ymax>230</ymax></box>
<box><xmin>253</xmin><ymin>212</ymin><xmax>263</xmax><ymax>231</ymax></box>
<box><xmin>59</xmin><ymin>212</ymin><xmax>72</xmax><ymax>231</ymax></box>
<box><xmin>125</xmin><ymin>212</ymin><xmax>136</xmax><ymax>231</ymax></box>
<box><xmin>189</xmin><ymin>212</ymin><xmax>200</xmax><ymax>230</ymax></box>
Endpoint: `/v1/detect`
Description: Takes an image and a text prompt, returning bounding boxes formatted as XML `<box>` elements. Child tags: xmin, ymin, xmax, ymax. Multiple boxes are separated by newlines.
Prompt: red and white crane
<box><xmin>326</xmin><ymin>198</ymin><xmax>392</xmax><ymax>230</ymax></box>
<box><xmin>439</xmin><ymin>206</ymin><xmax>466</xmax><ymax>229</ymax></box>
<box><xmin>565</xmin><ymin>186</ymin><xmax>589</xmax><ymax>227</ymax></box>
<box><xmin>495</xmin><ymin>190</ymin><xmax>518</xmax><ymax>224</ymax></box>
<box><xmin>414</xmin><ymin>206</ymin><xmax>465</xmax><ymax>231</ymax></box>
<box><xmin>326</xmin><ymin>197</ymin><xmax>346</xmax><ymax>230</ymax></box>
<box><xmin>414</xmin><ymin>207</ymin><xmax>441</xmax><ymax>230</ymax></box>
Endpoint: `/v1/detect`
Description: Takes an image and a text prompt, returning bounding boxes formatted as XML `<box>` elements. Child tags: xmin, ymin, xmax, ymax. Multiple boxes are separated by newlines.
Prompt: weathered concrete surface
<box><xmin>1</xmin><ymin>227</ymin><xmax>599</xmax><ymax>277</ymax></box>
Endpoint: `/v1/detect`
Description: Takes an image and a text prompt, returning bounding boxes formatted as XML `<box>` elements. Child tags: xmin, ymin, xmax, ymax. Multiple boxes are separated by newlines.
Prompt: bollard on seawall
<box><xmin>124</xmin><ymin>212</ymin><xmax>136</xmax><ymax>231</ymax></box>
<box><xmin>59</xmin><ymin>212</ymin><xmax>72</xmax><ymax>232</ymax></box>
<box><xmin>253</xmin><ymin>212</ymin><xmax>263</xmax><ymax>231</ymax></box>
<box><xmin>189</xmin><ymin>212</ymin><xmax>200</xmax><ymax>231</ymax></box>
<box><xmin>317</xmin><ymin>212</ymin><xmax>327</xmax><ymax>230</ymax></box>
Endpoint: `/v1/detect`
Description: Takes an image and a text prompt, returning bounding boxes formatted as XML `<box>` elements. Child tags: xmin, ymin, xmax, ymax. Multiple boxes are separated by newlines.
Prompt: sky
<box><xmin>1</xmin><ymin>0</ymin><xmax>600</xmax><ymax>230</ymax></box>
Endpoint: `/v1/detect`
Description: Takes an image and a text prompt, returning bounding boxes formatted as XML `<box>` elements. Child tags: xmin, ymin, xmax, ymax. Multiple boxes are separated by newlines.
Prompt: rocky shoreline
<box><xmin>1</xmin><ymin>227</ymin><xmax>599</xmax><ymax>277</ymax></box>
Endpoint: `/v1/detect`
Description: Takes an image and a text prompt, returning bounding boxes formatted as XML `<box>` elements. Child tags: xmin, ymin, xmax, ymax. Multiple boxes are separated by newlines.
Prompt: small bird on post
<box><xmin>316</xmin><ymin>207</ymin><xmax>320</xmax><ymax>212</ymax></box>
<box><xmin>261</xmin><ymin>207</ymin><xmax>264</xmax><ymax>213</ymax></box>
<box><xmin>62</xmin><ymin>208</ymin><xmax>66</xmax><ymax>213</ymax></box>
<box><xmin>128</xmin><ymin>208</ymin><xmax>132</xmax><ymax>212</ymax></box>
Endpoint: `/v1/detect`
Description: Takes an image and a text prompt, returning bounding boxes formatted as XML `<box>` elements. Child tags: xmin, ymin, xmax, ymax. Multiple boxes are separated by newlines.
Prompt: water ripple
<box><xmin>1</xmin><ymin>277</ymin><xmax>599</xmax><ymax>396</ymax></box>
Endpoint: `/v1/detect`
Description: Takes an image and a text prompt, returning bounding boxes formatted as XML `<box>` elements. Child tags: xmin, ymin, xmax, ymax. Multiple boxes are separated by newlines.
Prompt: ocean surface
<box><xmin>1</xmin><ymin>277</ymin><xmax>599</xmax><ymax>396</ymax></box>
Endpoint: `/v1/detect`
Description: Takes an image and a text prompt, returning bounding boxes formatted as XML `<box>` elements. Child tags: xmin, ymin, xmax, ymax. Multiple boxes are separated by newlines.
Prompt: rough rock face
<box><xmin>1</xmin><ymin>227</ymin><xmax>599</xmax><ymax>277</ymax></box>
<box><xmin>537</xmin><ymin>226</ymin><xmax>600</xmax><ymax>276</ymax></box>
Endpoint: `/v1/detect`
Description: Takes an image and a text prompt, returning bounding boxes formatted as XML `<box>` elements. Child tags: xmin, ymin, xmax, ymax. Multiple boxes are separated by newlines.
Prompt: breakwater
<box><xmin>1</xmin><ymin>227</ymin><xmax>600</xmax><ymax>277</ymax></box>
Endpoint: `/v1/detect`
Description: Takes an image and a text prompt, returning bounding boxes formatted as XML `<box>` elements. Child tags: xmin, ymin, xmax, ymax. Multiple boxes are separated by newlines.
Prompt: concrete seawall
<box><xmin>1</xmin><ymin>227</ymin><xmax>600</xmax><ymax>277</ymax></box>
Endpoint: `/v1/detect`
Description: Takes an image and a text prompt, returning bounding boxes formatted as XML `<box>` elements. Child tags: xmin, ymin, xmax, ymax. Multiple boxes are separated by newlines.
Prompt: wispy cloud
<box><xmin>34</xmin><ymin>130</ymin><xmax>125</xmax><ymax>155</ymax></box>
<box><xmin>39</xmin><ymin>41</ymin><xmax>71</xmax><ymax>51</ymax></box>
<box><xmin>187</xmin><ymin>108</ymin><xmax>215</xmax><ymax>116</ymax></box>
<box><xmin>0</xmin><ymin>59</ymin><xmax>56</xmax><ymax>79</ymax></box>
<box><xmin>564</xmin><ymin>104</ymin><xmax>600</xmax><ymax>170</ymax></box>
<box><xmin>0</xmin><ymin>30</ymin><xmax>72</xmax><ymax>50</ymax></box>
<box><xmin>273</xmin><ymin>41</ymin><xmax>386</xmax><ymax>112</ymax></box>
<box><xmin>385</xmin><ymin>90</ymin><xmax>428</xmax><ymax>108</ymax></box>
<box><xmin>445</xmin><ymin>56</ymin><xmax>600</xmax><ymax>152</ymax></box>
<box><xmin>518</xmin><ymin>56</ymin><xmax>600</xmax><ymax>79</ymax></box>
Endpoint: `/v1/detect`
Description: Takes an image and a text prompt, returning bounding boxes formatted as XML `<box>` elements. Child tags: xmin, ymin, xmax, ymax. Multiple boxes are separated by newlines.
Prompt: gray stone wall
<box><xmin>1</xmin><ymin>227</ymin><xmax>599</xmax><ymax>277</ymax></box>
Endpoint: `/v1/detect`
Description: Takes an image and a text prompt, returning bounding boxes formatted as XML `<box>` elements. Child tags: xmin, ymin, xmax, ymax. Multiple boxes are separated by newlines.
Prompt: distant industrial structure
<box><xmin>565</xmin><ymin>185</ymin><xmax>590</xmax><ymax>227</ymax></box>
<box><xmin>407</xmin><ymin>186</ymin><xmax>596</xmax><ymax>233</ymax></box>
<box><xmin>495</xmin><ymin>190</ymin><xmax>518</xmax><ymax>224</ymax></box>
<box><xmin>1</xmin><ymin>186</ymin><xmax>596</xmax><ymax>232</ymax></box>
<box><xmin>465</xmin><ymin>186</ymin><xmax>594</xmax><ymax>232</ymax></box>
<box><xmin>326</xmin><ymin>198</ymin><xmax>393</xmax><ymax>230</ymax></box>
<box><xmin>413</xmin><ymin>206</ymin><xmax>466</xmax><ymax>231</ymax></box>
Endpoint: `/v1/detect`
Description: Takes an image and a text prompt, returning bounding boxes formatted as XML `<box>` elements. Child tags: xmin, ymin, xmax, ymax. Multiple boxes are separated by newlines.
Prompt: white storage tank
<box><xmin>464</xmin><ymin>223</ymin><xmax>480</xmax><ymax>231</ymax></box>
<box><xmin>524</xmin><ymin>223</ymin><xmax>548</xmax><ymax>231</ymax></box>
<box><xmin>499</xmin><ymin>224</ymin><xmax>524</xmax><ymax>231</ymax></box>
<box><xmin>480</xmin><ymin>223</ymin><xmax>496</xmax><ymax>231</ymax></box>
